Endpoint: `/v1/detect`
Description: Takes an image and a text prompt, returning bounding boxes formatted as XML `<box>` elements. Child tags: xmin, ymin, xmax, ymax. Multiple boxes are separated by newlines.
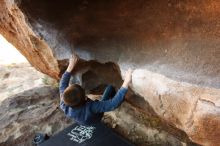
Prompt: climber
<box><xmin>59</xmin><ymin>53</ymin><xmax>133</xmax><ymax>125</ymax></box>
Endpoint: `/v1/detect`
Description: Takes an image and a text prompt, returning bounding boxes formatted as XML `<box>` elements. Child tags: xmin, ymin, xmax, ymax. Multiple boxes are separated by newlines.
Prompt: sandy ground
<box><xmin>0</xmin><ymin>34</ymin><xmax>56</xmax><ymax>102</ymax></box>
<box><xmin>0</xmin><ymin>63</ymin><xmax>47</xmax><ymax>102</ymax></box>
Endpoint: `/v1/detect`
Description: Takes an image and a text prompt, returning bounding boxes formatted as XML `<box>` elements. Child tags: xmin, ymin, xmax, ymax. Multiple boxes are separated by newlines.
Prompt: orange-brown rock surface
<box><xmin>0</xmin><ymin>0</ymin><xmax>220</xmax><ymax>145</ymax></box>
<box><xmin>0</xmin><ymin>0</ymin><xmax>60</xmax><ymax>79</ymax></box>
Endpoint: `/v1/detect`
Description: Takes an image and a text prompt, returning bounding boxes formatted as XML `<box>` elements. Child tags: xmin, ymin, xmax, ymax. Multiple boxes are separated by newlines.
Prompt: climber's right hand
<box><xmin>122</xmin><ymin>68</ymin><xmax>133</xmax><ymax>88</ymax></box>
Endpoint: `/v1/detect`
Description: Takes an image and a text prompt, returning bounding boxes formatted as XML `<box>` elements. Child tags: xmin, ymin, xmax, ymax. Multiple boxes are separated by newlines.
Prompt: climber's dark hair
<box><xmin>63</xmin><ymin>84</ymin><xmax>85</xmax><ymax>107</ymax></box>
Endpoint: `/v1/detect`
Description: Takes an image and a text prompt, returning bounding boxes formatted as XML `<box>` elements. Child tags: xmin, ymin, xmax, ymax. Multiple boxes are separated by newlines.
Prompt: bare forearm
<box><xmin>66</xmin><ymin>54</ymin><xmax>79</xmax><ymax>72</ymax></box>
<box><xmin>122</xmin><ymin>81</ymin><xmax>129</xmax><ymax>89</ymax></box>
<box><xmin>121</xmin><ymin>68</ymin><xmax>133</xmax><ymax>89</ymax></box>
<box><xmin>66</xmin><ymin>65</ymin><xmax>75</xmax><ymax>72</ymax></box>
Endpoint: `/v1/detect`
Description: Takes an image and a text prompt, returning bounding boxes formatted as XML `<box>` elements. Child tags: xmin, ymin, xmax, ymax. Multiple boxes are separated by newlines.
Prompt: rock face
<box><xmin>0</xmin><ymin>0</ymin><xmax>60</xmax><ymax>79</ymax></box>
<box><xmin>0</xmin><ymin>0</ymin><xmax>220</xmax><ymax>145</ymax></box>
<box><xmin>0</xmin><ymin>86</ymin><xmax>73</xmax><ymax>146</ymax></box>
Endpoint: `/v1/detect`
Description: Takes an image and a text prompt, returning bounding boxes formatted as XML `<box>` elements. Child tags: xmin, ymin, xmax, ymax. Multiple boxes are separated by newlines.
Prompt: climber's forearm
<box><xmin>122</xmin><ymin>81</ymin><xmax>129</xmax><ymax>89</ymax></box>
<box><xmin>59</xmin><ymin>72</ymin><xmax>71</xmax><ymax>94</ymax></box>
<box><xmin>121</xmin><ymin>69</ymin><xmax>133</xmax><ymax>89</ymax></box>
<box><xmin>66</xmin><ymin>62</ymin><xmax>77</xmax><ymax>72</ymax></box>
<box><xmin>59</xmin><ymin>54</ymin><xmax>79</xmax><ymax>94</ymax></box>
<box><xmin>66</xmin><ymin>54</ymin><xmax>78</xmax><ymax>72</ymax></box>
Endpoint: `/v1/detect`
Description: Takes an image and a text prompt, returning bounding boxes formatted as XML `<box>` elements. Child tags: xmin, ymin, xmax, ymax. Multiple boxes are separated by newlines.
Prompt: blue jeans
<box><xmin>101</xmin><ymin>85</ymin><xmax>116</xmax><ymax>101</ymax></box>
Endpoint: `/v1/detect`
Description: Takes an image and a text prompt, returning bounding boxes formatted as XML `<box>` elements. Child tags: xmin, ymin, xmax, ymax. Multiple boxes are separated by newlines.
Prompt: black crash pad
<box><xmin>40</xmin><ymin>123</ymin><xmax>135</xmax><ymax>146</ymax></box>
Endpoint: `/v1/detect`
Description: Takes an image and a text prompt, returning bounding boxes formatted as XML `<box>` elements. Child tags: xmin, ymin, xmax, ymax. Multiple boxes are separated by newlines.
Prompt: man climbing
<box><xmin>59</xmin><ymin>53</ymin><xmax>132</xmax><ymax>125</ymax></box>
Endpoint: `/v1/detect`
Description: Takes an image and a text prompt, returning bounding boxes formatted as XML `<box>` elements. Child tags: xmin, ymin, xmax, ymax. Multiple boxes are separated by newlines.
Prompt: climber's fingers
<box><xmin>70</xmin><ymin>53</ymin><xmax>79</xmax><ymax>59</ymax></box>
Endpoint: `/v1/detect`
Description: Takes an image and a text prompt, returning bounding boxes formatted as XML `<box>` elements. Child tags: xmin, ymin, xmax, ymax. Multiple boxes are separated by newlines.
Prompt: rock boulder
<box><xmin>0</xmin><ymin>0</ymin><xmax>220</xmax><ymax>145</ymax></box>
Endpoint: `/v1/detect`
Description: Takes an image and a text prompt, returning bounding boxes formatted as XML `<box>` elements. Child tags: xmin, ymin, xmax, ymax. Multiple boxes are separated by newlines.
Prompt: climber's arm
<box><xmin>91</xmin><ymin>69</ymin><xmax>132</xmax><ymax>113</ymax></box>
<box><xmin>59</xmin><ymin>72</ymin><xmax>71</xmax><ymax>94</ymax></box>
<box><xmin>91</xmin><ymin>87</ymin><xmax>128</xmax><ymax>112</ymax></box>
<box><xmin>59</xmin><ymin>54</ymin><xmax>79</xmax><ymax>94</ymax></box>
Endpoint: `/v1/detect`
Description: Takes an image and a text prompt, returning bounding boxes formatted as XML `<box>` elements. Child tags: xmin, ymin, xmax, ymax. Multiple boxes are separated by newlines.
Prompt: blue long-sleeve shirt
<box><xmin>59</xmin><ymin>71</ymin><xmax>128</xmax><ymax>125</ymax></box>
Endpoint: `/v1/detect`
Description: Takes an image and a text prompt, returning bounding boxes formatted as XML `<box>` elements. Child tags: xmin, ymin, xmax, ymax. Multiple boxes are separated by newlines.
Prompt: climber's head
<box><xmin>63</xmin><ymin>84</ymin><xmax>86</xmax><ymax>107</ymax></box>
